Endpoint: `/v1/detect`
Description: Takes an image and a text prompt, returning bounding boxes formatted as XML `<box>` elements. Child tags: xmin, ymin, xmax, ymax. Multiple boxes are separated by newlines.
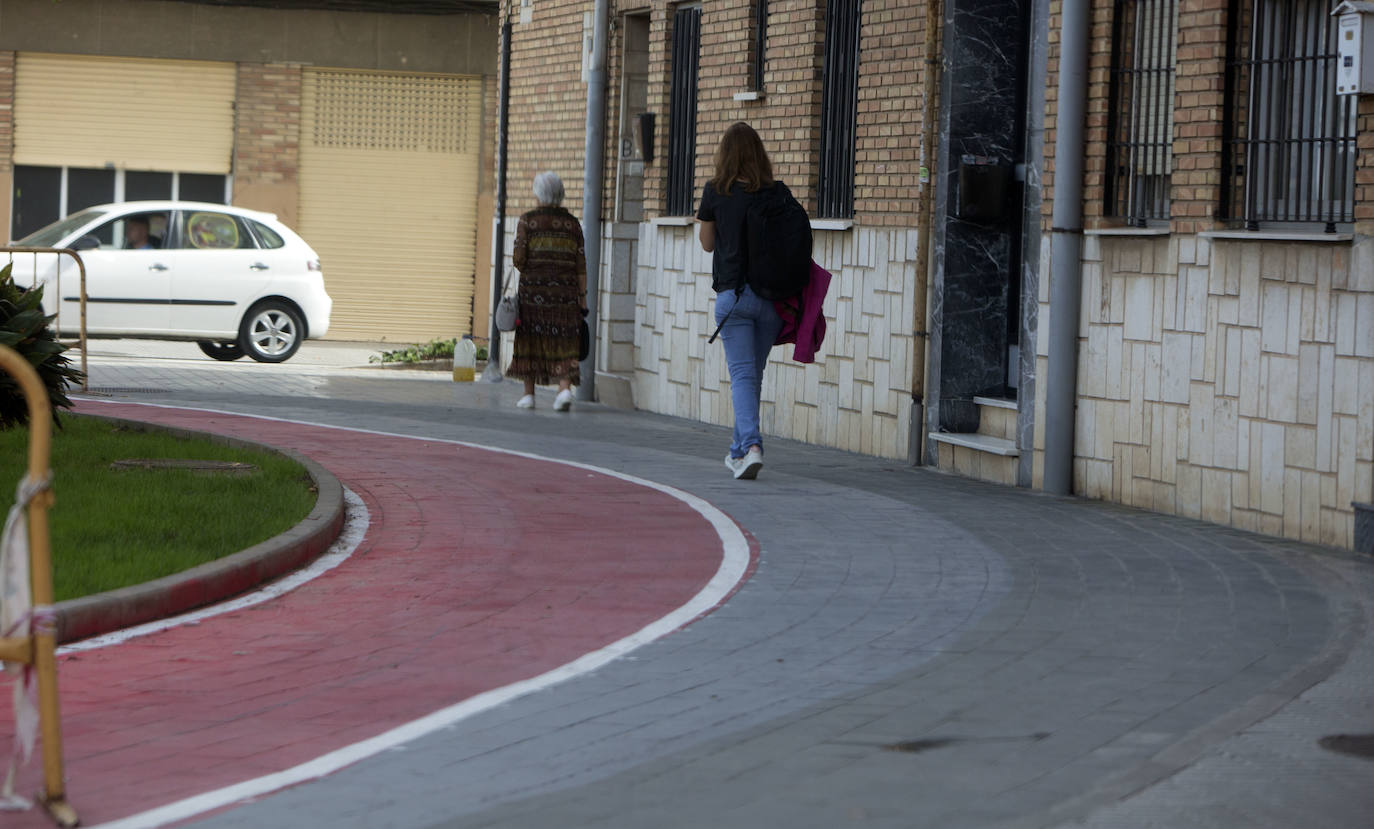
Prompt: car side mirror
<box><xmin>70</xmin><ymin>235</ymin><xmax>101</xmax><ymax>251</ymax></box>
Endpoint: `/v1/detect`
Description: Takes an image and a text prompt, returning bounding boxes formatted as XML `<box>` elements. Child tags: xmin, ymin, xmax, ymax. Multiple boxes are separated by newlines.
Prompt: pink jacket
<box><xmin>773</xmin><ymin>260</ymin><xmax>832</xmax><ymax>363</ymax></box>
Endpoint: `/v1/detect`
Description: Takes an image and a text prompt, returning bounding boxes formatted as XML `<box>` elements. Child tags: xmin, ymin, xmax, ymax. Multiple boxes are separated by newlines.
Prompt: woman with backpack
<box><xmin>696</xmin><ymin>122</ymin><xmax>796</xmax><ymax>480</ymax></box>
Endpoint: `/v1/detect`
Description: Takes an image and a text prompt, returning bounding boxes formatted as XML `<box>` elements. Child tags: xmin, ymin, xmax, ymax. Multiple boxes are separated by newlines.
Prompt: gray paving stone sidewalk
<box><xmin>74</xmin><ymin>342</ymin><xmax>1374</xmax><ymax>828</ymax></box>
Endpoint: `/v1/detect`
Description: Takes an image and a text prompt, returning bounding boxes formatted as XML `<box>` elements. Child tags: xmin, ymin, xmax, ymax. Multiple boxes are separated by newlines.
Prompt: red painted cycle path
<box><xmin>2</xmin><ymin>400</ymin><xmax>734</xmax><ymax>827</ymax></box>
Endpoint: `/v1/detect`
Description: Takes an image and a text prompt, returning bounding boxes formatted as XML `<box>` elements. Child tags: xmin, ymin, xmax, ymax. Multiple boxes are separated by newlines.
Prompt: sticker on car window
<box><xmin>187</xmin><ymin>212</ymin><xmax>239</xmax><ymax>249</ymax></box>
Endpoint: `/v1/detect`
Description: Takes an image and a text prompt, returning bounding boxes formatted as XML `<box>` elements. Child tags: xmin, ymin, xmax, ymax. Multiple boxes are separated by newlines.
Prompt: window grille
<box><xmin>666</xmin><ymin>5</ymin><xmax>702</xmax><ymax>216</ymax></box>
<box><xmin>1223</xmin><ymin>0</ymin><xmax>1357</xmax><ymax>230</ymax></box>
<box><xmin>1106</xmin><ymin>0</ymin><xmax>1178</xmax><ymax>225</ymax></box>
<box><xmin>752</xmin><ymin>0</ymin><xmax>768</xmax><ymax>92</ymax></box>
<box><xmin>818</xmin><ymin>0</ymin><xmax>861</xmax><ymax>219</ymax></box>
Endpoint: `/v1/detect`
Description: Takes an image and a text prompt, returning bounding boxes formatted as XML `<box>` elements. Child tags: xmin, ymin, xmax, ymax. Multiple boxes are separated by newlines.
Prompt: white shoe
<box><xmin>725</xmin><ymin>447</ymin><xmax>763</xmax><ymax>480</ymax></box>
<box><xmin>553</xmin><ymin>389</ymin><xmax>573</xmax><ymax>412</ymax></box>
<box><xmin>516</xmin><ymin>394</ymin><xmax>535</xmax><ymax>409</ymax></box>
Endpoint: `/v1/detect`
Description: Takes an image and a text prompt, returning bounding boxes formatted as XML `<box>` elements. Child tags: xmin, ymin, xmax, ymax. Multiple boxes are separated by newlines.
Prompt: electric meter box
<box><xmin>1333</xmin><ymin>1</ymin><xmax>1374</xmax><ymax>95</ymax></box>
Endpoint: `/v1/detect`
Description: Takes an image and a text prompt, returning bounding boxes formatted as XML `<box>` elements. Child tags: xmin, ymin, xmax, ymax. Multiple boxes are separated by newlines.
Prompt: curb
<box><xmin>53</xmin><ymin>413</ymin><xmax>346</xmax><ymax>644</ymax></box>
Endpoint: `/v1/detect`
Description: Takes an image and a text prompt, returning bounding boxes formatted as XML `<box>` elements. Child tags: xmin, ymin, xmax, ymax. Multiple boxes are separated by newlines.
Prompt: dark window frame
<box><xmin>665</xmin><ymin>4</ymin><xmax>702</xmax><ymax>217</ymax></box>
<box><xmin>751</xmin><ymin>0</ymin><xmax>768</xmax><ymax>92</ymax></box>
<box><xmin>818</xmin><ymin>0</ymin><xmax>861</xmax><ymax>220</ymax></box>
<box><xmin>1222</xmin><ymin>0</ymin><xmax>1357</xmax><ymax>231</ymax></box>
<box><xmin>1105</xmin><ymin>0</ymin><xmax>1178</xmax><ymax>226</ymax></box>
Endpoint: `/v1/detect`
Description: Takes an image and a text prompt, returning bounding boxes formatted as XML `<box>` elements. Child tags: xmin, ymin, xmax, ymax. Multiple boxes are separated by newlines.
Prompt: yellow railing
<box><xmin>0</xmin><ymin>344</ymin><xmax>78</xmax><ymax>827</ymax></box>
<box><xmin>3</xmin><ymin>248</ymin><xmax>88</xmax><ymax>392</ymax></box>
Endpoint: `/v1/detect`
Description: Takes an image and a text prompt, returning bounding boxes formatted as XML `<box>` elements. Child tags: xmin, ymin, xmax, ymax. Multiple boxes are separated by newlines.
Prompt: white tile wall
<box><xmin>1035</xmin><ymin>233</ymin><xmax>1374</xmax><ymax>550</ymax></box>
<box><xmin>632</xmin><ymin>226</ymin><xmax>919</xmax><ymax>460</ymax></box>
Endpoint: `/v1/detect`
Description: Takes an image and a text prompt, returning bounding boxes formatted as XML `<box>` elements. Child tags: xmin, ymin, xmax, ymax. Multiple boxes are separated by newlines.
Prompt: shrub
<box><xmin>0</xmin><ymin>263</ymin><xmax>84</xmax><ymax>430</ymax></box>
<box><xmin>370</xmin><ymin>337</ymin><xmax>488</xmax><ymax>364</ymax></box>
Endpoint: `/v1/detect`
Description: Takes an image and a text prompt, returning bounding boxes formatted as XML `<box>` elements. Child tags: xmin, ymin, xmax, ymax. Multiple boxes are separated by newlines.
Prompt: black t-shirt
<box><xmin>697</xmin><ymin>180</ymin><xmax>792</xmax><ymax>293</ymax></box>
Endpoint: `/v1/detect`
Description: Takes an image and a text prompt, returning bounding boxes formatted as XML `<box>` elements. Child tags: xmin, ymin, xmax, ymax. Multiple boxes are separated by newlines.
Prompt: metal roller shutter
<box><xmin>13</xmin><ymin>53</ymin><xmax>235</xmax><ymax>173</ymax></box>
<box><xmin>300</xmin><ymin>69</ymin><xmax>482</xmax><ymax>342</ymax></box>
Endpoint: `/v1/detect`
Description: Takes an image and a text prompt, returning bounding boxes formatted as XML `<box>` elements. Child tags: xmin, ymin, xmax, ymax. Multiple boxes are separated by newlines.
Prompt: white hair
<box><xmin>533</xmin><ymin>171</ymin><xmax>565</xmax><ymax>206</ymax></box>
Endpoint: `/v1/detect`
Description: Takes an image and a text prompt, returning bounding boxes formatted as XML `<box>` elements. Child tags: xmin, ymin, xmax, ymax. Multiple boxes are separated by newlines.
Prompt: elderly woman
<box><xmin>509</xmin><ymin>171</ymin><xmax>587</xmax><ymax>411</ymax></box>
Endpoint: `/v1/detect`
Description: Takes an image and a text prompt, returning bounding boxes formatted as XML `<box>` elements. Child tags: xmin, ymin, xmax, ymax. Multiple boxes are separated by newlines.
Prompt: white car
<box><xmin>13</xmin><ymin>201</ymin><xmax>332</xmax><ymax>363</ymax></box>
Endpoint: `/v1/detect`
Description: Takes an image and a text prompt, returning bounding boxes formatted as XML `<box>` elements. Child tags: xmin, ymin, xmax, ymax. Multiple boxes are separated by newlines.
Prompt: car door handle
<box><xmin>148</xmin><ymin>263</ymin><xmax>169</xmax><ymax>271</ymax></box>
<box><xmin>249</xmin><ymin>262</ymin><xmax>270</xmax><ymax>271</ymax></box>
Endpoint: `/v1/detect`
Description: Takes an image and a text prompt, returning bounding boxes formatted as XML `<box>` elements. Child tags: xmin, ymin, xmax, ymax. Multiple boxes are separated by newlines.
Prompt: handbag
<box><xmin>578</xmin><ymin>310</ymin><xmax>590</xmax><ymax>361</ymax></box>
<box><xmin>494</xmin><ymin>270</ymin><xmax>519</xmax><ymax>332</ymax></box>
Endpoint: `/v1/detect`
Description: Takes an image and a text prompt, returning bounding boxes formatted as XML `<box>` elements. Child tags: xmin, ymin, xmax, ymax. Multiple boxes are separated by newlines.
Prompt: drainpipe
<box><xmin>577</xmin><ymin>0</ymin><xmax>610</xmax><ymax>402</ymax></box>
<box><xmin>910</xmin><ymin>0</ymin><xmax>943</xmax><ymax>466</ymax></box>
<box><xmin>483</xmin><ymin>11</ymin><xmax>513</xmax><ymax>381</ymax></box>
<box><xmin>1042</xmin><ymin>0</ymin><xmax>1090</xmax><ymax>494</ymax></box>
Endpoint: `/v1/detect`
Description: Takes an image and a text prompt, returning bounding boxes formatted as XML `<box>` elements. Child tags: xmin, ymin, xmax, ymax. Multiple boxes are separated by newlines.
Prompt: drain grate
<box><xmin>884</xmin><ymin>738</ymin><xmax>958</xmax><ymax>754</ymax></box>
<box><xmin>1319</xmin><ymin>734</ymin><xmax>1374</xmax><ymax>760</ymax></box>
<box><xmin>84</xmin><ymin>387</ymin><xmax>172</xmax><ymax>395</ymax></box>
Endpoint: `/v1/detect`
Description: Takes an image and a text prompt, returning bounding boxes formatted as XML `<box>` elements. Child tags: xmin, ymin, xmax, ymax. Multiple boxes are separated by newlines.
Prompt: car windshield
<box><xmin>15</xmin><ymin>208</ymin><xmax>111</xmax><ymax>247</ymax></box>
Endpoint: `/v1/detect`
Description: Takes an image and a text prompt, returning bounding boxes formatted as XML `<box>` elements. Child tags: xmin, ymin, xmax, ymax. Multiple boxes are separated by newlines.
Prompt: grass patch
<box><xmin>0</xmin><ymin>415</ymin><xmax>317</xmax><ymax>601</ymax></box>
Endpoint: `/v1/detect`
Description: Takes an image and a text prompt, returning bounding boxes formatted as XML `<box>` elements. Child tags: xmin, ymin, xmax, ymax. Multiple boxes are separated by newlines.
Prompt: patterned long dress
<box><xmin>508</xmin><ymin>206</ymin><xmax>585</xmax><ymax>385</ymax></box>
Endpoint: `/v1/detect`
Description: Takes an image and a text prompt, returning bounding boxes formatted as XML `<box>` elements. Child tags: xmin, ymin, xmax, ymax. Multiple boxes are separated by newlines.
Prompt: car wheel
<box><xmin>197</xmin><ymin>341</ymin><xmax>246</xmax><ymax>361</ymax></box>
<box><xmin>238</xmin><ymin>301</ymin><xmax>304</xmax><ymax>363</ymax></box>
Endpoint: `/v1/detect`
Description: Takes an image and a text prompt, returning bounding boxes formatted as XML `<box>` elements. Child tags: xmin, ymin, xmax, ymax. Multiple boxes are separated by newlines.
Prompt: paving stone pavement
<box><xmin>54</xmin><ymin>341</ymin><xmax>1374</xmax><ymax>826</ymax></box>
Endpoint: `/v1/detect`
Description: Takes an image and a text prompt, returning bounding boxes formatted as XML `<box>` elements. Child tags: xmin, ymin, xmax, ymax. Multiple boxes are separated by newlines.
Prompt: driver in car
<box><xmin>124</xmin><ymin>216</ymin><xmax>161</xmax><ymax>250</ymax></box>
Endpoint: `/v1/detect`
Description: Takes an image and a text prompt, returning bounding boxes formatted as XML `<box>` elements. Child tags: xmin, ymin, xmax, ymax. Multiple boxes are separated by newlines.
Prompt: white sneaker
<box><xmin>553</xmin><ymin>389</ymin><xmax>573</xmax><ymax>412</ymax></box>
<box><xmin>516</xmin><ymin>394</ymin><xmax>535</xmax><ymax>409</ymax></box>
<box><xmin>725</xmin><ymin>447</ymin><xmax>763</xmax><ymax>480</ymax></box>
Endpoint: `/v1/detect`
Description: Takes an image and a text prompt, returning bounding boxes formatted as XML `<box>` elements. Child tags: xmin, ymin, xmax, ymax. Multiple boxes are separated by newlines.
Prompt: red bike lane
<box><xmin>2</xmin><ymin>401</ymin><xmax>741</xmax><ymax>827</ymax></box>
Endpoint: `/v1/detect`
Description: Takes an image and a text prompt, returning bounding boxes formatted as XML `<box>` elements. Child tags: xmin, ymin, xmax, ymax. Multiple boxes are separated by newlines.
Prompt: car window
<box><xmin>178</xmin><ymin>212</ymin><xmax>256</xmax><ymax>250</ymax></box>
<box><xmin>84</xmin><ymin>212</ymin><xmax>169</xmax><ymax>251</ymax></box>
<box><xmin>15</xmin><ymin>207</ymin><xmax>110</xmax><ymax>247</ymax></box>
<box><xmin>249</xmin><ymin>220</ymin><xmax>285</xmax><ymax>249</ymax></box>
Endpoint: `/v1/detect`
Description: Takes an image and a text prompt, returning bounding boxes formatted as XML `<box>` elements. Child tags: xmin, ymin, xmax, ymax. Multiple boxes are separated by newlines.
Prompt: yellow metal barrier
<box><xmin>3</xmin><ymin>248</ymin><xmax>88</xmax><ymax>392</ymax></box>
<box><xmin>0</xmin><ymin>344</ymin><xmax>79</xmax><ymax>827</ymax></box>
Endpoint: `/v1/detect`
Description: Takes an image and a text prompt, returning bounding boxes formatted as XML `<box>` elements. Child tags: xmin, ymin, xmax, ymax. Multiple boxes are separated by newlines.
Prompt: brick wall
<box><xmin>1357</xmin><ymin>95</ymin><xmax>1374</xmax><ymax>239</ymax></box>
<box><xmin>1170</xmin><ymin>0</ymin><xmax>1228</xmax><ymax>234</ymax></box>
<box><xmin>853</xmin><ymin>0</ymin><xmax>925</xmax><ymax>225</ymax></box>
<box><xmin>232</xmin><ymin>62</ymin><xmax>302</xmax><ymax>227</ymax></box>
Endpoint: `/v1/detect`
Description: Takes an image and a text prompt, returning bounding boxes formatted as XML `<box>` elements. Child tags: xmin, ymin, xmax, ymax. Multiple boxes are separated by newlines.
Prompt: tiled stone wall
<box><xmin>634</xmin><ymin>225</ymin><xmax>918</xmax><ymax>460</ymax></box>
<box><xmin>1035</xmin><ymin>232</ymin><xmax>1374</xmax><ymax>549</ymax></box>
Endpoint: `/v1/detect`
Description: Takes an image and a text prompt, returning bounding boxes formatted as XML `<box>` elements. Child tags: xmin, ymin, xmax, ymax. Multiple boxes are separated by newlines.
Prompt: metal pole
<box><xmin>1042</xmin><ymin>0</ymin><xmax>1091</xmax><ymax>494</ymax></box>
<box><xmin>484</xmin><ymin>13</ymin><xmax>513</xmax><ymax>382</ymax></box>
<box><xmin>910</xmin><ymin>0</ymin><xmax>943</xmax><ymax>466</ymax></box>
<box><xmin>577</xmin><ymin>0</ymin><xmax>609</xmax><ymax>402</ymax></box>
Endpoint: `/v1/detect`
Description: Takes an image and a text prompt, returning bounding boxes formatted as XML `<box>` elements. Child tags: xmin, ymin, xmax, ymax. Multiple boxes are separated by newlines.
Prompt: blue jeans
<box><xmin>714</xmin><ymin>286</ymin><xmax>783</xmax><ymax>458</ymax></box>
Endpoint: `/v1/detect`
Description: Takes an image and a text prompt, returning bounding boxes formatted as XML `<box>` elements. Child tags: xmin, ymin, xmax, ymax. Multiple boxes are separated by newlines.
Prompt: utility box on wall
<box><xmin>1334</xmin><ymin>1</ymin><xmax>1374</xmax><ymax>95</ymax></box>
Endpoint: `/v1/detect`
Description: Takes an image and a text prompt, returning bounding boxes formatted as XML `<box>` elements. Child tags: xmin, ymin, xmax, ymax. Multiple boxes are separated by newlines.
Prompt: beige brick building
<box><xmin>499</xmin><ymin>0</ymin><xmax>1374</xmax><ymax>553</ymax></box>
<box><xmin>1</xmin><ymin>0</ymin><xmax>498</xmax><ymax>344</ymax></box>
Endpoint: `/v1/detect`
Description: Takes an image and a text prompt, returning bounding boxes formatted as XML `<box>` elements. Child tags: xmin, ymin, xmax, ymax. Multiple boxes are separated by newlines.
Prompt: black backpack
<box><xmin>742</xmin><ymin>182</ymin><xmax>813</xmax><ymax>301</ymax></box>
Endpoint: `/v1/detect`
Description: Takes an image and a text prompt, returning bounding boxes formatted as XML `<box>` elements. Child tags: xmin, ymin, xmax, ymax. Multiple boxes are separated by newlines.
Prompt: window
<box><xmin>86</xmin><ymin>211</ymin><xmax>168</xmax><ymax>251</ymax></box>
<box><xmin>1106</xmin><ymin>0</ymin><xmax>1178</xmax><ymax>225</ymax></box>
<box><xmin>179</xmin><ymin>212</ymin><xmax>254</xmax><ymax>250</ymax></box>
<box><xmin>250</xmin><ymin>220</ymin><xmax>285</xmax><ymax>249</ymax></box>
<box><xmin>819</xmin><ymin>0</ymin><xmax>861</xmax><ymax>219</ymax></box>
<box><xmin>9</xmin><ymin>166</ymin><xmax>230</xmax><ymax>241</ymax></box>
<box><xmin>1224</xmin><ymin>0</ymin><xmax>1357</xmax><ymax>229</ymax></box>
<box><xmin>666</xmin><ymin>4</ymin><xmax>702</xmax><ymax>216</ymax></box>
<box><xmin>751</xmin><ymin>0</ymin><xmax>768</xmax><ymax>92</ymax></box>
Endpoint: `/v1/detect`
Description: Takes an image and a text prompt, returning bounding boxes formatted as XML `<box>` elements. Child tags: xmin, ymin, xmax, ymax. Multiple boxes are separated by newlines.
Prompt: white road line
<box><xmin>72</xmin><ymin>399</ymin><xmax>751</xmax><ymax>829</ymax></box>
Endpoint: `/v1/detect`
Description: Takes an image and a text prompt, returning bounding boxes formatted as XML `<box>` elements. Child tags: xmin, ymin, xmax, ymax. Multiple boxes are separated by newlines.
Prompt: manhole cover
<box><xmin>85</xmin><ymin>387</ymin><xmax>172</xmax><ymax>394</ymax></box>
<box><xmin>1319</xmin><ymin>734</ymin><xmax>1374</xmax><ymax>760</ymax></box>
<box><xmin>111</xmin><ymin>459</ymin><xmax>257</xmax><ymax>476</ymax></box>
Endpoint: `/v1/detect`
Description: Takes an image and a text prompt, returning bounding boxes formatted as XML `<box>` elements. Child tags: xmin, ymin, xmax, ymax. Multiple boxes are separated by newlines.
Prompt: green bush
<box><xmin>0</xmin><ymin>263</ymin><xmax>84</xmax><ymax>430</ymax></box>
<box><xmin>370</xmin><ymin>337</ymin><xmax>488</xmax><ymax>364</ymax></box>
